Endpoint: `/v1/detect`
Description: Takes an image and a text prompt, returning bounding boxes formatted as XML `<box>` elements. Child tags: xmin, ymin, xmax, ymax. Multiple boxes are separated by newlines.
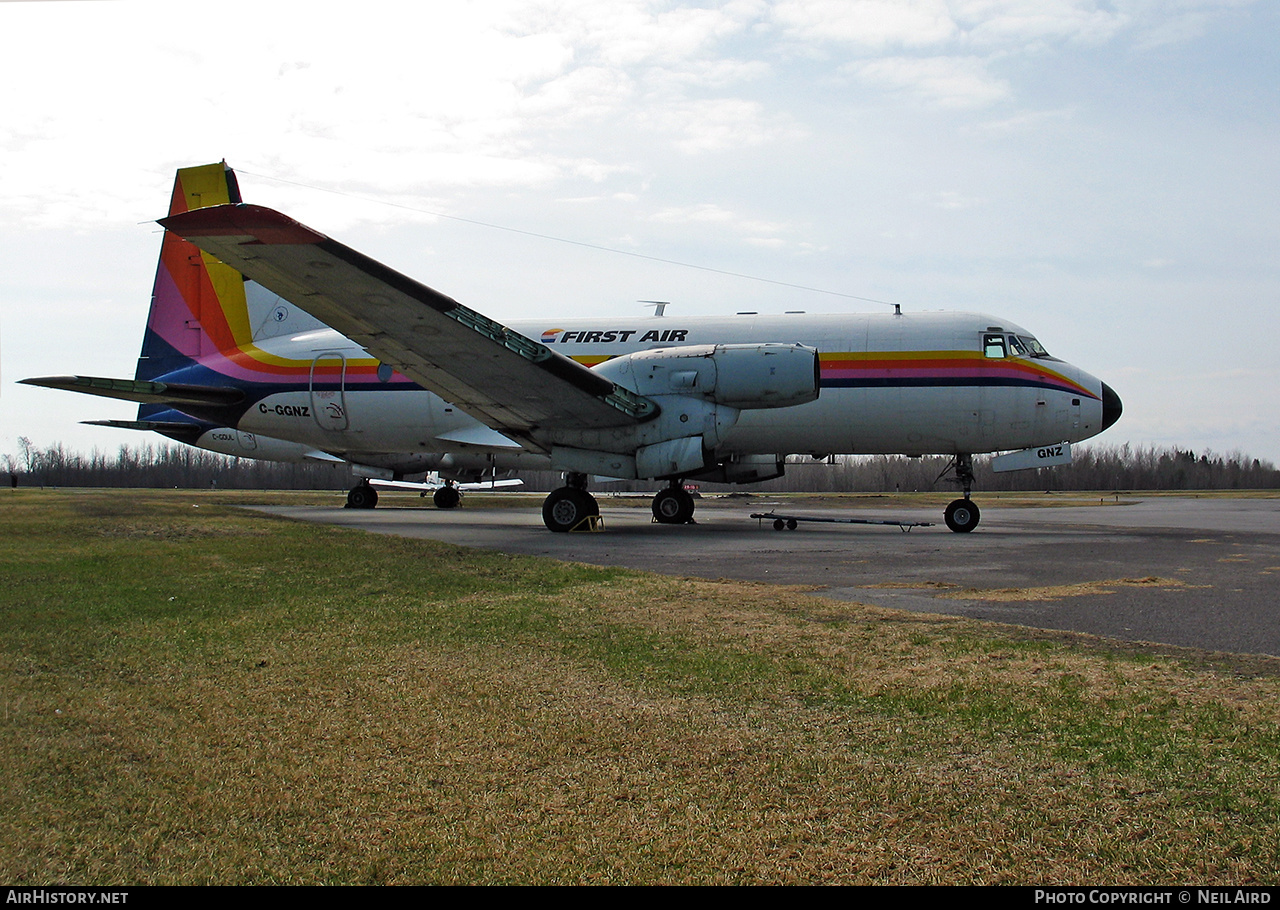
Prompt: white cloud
<box><xmin>978</xmin><ymin>107</ymin><xmax>1077</xmax><ymax>133</ymax></box>
<box><xmin>639</xmin><ymin>97</ymin><xmax>795</xmax><ymax>154</ymax></box>
<box><xmin>0</xmin><ymin>2</ymin><xmax>598</xmax><ymax>225</ymax></box>
<box><xmin>1117</xmin><ymin>0</ymin><xmax>1256</xmax><ymax>50</ymax></box>
<box><xmin>650</xmin><ymin>203</ymin><xmax>792</xmax><ymax>243</ymax></box>
<box><xmin>772</xmin><ymin>0</ymin><xmax>957</xmax><ymax>49</ymax></box>
<box><xmin>953</xmin><ymin>0</ymin><xmax>1130</xmax><ymax>48</ymax></box>
<box><xmin>850</xmin><ymin>56</ymin><xmax>1011</xmax><ymax>108</ymax></box>
<box><xmin>0</xmin><ymin>0</ymin><xmax>794</xmax><ymax>227</ymax></box>
<box><xmin>523</xmin><ymin>65</ymin><xmax>635</xmax><ymax>123</ymax></box>
<box><xmin>928</xmin><ymin>190</ymin><xmax>987</xmax><ymax>210</ymax></box>
<box><xmin>535</xmin><ymin>0</ymin><xmax>761</xmax><ymax>67</ymax></box>
<box><xmin>773</xmin><ymin>0</ymin><xmax>1134</xmax><ymax>51</ymax></box>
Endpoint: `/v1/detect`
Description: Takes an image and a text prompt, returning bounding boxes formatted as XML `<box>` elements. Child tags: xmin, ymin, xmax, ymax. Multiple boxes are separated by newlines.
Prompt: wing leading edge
<box><xmin>159</xmin><ymin>204</ymin><xmax>657</xmax><ymax>453</ymax></box>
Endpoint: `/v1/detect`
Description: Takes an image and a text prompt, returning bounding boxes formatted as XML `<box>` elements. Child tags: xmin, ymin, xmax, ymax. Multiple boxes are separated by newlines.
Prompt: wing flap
<box><xmin>159</xmin><ymin>204</ymin><xmax>657</xmax><ymax>451</ymax></box>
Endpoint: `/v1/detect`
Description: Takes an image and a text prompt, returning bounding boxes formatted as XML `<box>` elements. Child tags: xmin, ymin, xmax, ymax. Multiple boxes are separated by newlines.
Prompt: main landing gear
<box><xmin>431</xmin><ymin>484</ymin><xmax>461</xmax><ymax>509</ymax></box>
<box><xmin>542</xmin><ymin>473</ymin><xmax>600</xmax><ymax>532</ymax></box>
<box><xmin>542</xmin><ymin>475</ymin><xmax>701</xmax><ymax>531</ymax></box>
<box><xmin>651</xmin><ymin>481</ymin><xmax>696</xmax><ymax>525</ymax></box>
<box><xmin>345</xmin><ymin>480</ymin><xmax>378</xmax><ymax>509</ymax></box>
<box><xmin>939</xmin><ymin>453</ymin><xmax>981</xmax><ymax>533</ymax></box>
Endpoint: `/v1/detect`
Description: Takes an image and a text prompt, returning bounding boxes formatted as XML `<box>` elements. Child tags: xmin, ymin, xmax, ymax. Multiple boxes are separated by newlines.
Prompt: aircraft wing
<box><xmin>159</xmin><ymin>204</ymin><xmax>657</xmax><ymax>453</ymax></box>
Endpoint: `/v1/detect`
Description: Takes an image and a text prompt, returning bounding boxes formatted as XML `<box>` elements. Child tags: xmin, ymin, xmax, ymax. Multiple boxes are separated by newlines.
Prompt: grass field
<box><xmin>3</xmin><ymin>488</ymin><xmax>1279</xmax><ymax>884</ymax></box>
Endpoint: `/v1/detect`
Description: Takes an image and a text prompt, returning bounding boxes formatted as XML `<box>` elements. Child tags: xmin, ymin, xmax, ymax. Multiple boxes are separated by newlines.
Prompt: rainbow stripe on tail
<box><xmin>136</xmin><ymin>162</ymin><xmax>246</xmax><ymax>383</ymax></box>
<box><xmin>135</xmin><ymin>162</ymin><xmax>254</xmax><ymax>426</ymax></box>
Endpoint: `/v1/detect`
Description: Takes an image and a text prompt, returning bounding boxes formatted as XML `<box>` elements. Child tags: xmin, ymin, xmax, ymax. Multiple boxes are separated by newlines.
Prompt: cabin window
<box><xmin>1018</xmin><ymin>335</ymin><xmax>1051</xmax><ymax>358</ymax></box>
<box><xmin>983</xmin><ymin>334</ymin><xmax>1007</xmax><ymax>358</ymax></box>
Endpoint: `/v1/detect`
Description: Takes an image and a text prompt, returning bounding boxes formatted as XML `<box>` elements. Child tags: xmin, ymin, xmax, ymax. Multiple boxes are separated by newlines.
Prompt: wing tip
<box><xmin>160</xmin><ymin>204</ymin><xmax>327</xmax><ymax>245</ymax></box>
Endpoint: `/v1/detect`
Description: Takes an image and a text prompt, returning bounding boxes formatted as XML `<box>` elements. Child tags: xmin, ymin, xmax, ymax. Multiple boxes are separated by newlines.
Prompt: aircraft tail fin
<box><xmin>135</xmin><ymin>161</ymin><xmax>246</xmax><ymax>384</ymax></box>
<box><xmin>136</xmin><ymin>163</ymin><xmax>329</xmax><ymax>385</ymax></box>
<box><xmin>133</xmin><ymin>163</ymin><xmax>327</xmax><ymax>423</ymax></box>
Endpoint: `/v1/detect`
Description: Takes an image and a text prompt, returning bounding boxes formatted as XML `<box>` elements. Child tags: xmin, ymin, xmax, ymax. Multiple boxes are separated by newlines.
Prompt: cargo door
<box><xmin>309</xmin><ymin>351</ymin><xmax>349</xmax><ymax>431</ymax></box>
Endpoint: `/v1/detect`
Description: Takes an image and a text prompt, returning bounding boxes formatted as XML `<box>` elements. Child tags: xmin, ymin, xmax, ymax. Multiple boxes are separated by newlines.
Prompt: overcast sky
<box><xmin>2</xmin><ymin>0</ymin><xmax>1277</xmax><ymax>465</ymax></box>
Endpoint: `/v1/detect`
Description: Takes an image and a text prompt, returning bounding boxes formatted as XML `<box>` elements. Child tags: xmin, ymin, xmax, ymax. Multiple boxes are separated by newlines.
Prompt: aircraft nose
<box><xmin>1100</xmin><ymin>382</ymin><xmax>1122</xmax><ymax>431</ymax></box>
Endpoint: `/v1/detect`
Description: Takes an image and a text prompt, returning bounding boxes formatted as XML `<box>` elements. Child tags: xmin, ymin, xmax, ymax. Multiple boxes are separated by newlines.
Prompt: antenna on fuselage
<box><xmin>894</xmin><ymin>303</ymin><xmax>902</xmax><ymax>316</ymax></box>
<box><xmin>639</xmin><ymin>300</ymin><xmax>669</xmax><ymax>317</ymax></box>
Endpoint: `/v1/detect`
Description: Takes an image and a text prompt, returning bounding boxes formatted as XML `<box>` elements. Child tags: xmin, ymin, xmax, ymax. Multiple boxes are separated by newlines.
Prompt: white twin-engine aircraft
<box><xmin>23</xmin><ymin>163</ymin><xmax>1121</xmax><ymax>533</ymax></box>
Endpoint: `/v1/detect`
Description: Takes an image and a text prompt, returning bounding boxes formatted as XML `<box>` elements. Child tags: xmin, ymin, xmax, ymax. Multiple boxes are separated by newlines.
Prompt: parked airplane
<box><xmin>22</xmin><ymin>162</ymin><xmax>1121</xmax><ymax>532</ymax></box>
<box><xmin>369</xmin><ymin>473</ymin><xmax>523</xmax><ymax>508</ymax></box>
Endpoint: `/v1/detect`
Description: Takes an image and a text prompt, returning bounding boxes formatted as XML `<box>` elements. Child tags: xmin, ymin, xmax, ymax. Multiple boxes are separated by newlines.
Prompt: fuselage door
<box><xmin>309</xmin><ymin>351</ymin><xmax>349</xmax><ymax>431</ymax></box>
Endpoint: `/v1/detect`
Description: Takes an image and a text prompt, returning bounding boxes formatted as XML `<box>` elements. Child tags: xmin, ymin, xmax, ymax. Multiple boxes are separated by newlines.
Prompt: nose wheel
<box><xmin>944</xmin><ymin>499</ymin><xmax>980</xmax><ymax>533</ymax></box>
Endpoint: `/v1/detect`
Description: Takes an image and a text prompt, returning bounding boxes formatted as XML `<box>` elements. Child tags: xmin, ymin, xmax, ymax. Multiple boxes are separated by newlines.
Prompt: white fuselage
<box><xmin>211</xmin><ymin>310</ymin><xmax>1108</xmax><ymax>477</ymax></box>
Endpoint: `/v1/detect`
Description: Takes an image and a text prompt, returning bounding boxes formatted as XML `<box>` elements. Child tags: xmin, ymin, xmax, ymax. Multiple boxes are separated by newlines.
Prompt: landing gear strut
<box><xmin>651</xmin><ymin>481</ymin><xmax>696</xmax><ymax>524</ymax></box>
<box><xmin>346</xmin><ymin>481</ymin><xmax>378</xmax><ymax>510</ymax></box>
<box><xmin>542</xmin><ymin>472</ymin><xmax>599</xmax><ymax>532</ymax></box>
<box><xmin>940</xmin><ymin>453</ymin><xmax>981</xmax><ymax>533</ymax></box>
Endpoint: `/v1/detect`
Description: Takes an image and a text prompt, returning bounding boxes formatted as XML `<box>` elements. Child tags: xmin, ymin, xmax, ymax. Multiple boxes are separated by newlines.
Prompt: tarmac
<box><xmin>255</xmin><ymin>494</ymin><xmax>1280</xmax><ymax>659</ymax></box>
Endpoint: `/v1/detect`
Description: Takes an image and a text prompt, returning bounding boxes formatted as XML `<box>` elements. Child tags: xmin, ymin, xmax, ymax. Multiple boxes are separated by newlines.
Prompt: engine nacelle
<box><xmin>594</xmin><ymin>343</ymin><xmax>819</xmax><ymax>410</ymax></box>
<box><xmin>689</xmin><ymin>454</ymin><xmax>786</xmax><ymax>485</ymax></box>
<box><xmin>545</xmin><ymin>344</ymin><xmax>817</xmax><ymax>480</ymax></box>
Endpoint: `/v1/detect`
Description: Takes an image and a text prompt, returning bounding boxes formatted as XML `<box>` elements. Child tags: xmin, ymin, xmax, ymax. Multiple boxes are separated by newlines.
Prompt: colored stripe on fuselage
<box><xmin>819</xmin><ymin>351</ymin><xmax>1096</xmax><ymax>398</ymax></box>
<box><xmin>562</xmin><ymin>351</ymin><xmax>1098</xmax><ymax>399</ymax></box>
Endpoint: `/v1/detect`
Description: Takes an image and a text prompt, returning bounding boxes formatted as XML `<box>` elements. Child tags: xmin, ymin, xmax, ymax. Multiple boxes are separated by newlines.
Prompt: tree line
<box><xmin>3</xmin><ymin>437</ymin><xmax>354</xmax><ymax>491</ymax></box>
<box><xmin>6</xmin><ymin>437</ymin><xmax>1277</xmax><ymax>494</ymax></box>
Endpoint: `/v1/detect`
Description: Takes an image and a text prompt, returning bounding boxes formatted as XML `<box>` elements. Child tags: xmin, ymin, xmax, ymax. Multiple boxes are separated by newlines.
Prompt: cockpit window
<box><xmin>1017</xmin><ymin>335</ymin><xmax>1050</xmax><ymax>358</ymax></box>
<box><xmin>983</xmin><ymin>334</ymin><xmax>1007</xmax><ymax>358</ymax></box>
<box><xmin>1007</xmin><ymin>335</ymin><xmax>1027</xmax><ymax>357</ymax></box>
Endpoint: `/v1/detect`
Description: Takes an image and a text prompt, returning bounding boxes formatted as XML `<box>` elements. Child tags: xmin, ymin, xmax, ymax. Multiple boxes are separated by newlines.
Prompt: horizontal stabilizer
<box><xmin>21</xmin><ymin>375</ymin><xmax>244</xmax><ymax>407</ymax></box>
<box><xmin>82</xmin><ymin>419</ymin><xmax>205</xmax><ymax>433</ymax></box>
<box><xmin>81</xmin><ymin>418</ymin><xmax>207</xmax><ymax>444</ymax></box>
<box><xmin>370</xmin><ymin>478</ymin><xmax>523</xmax><ymax>492</ymax></box>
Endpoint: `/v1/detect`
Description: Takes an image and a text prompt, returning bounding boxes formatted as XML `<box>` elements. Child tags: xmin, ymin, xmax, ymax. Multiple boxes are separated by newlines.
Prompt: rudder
<box><xmin>135</xmin><ymin>161</ymin><xmax>248</xmax><ymax>384</ymax></box>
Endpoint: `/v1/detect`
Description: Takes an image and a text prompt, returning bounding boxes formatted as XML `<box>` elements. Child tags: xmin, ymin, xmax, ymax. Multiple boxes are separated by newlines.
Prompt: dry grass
<box><xmin>3</xmin><ymin>489</ymin><xmax>1279</xmax><ymax>884</ymax></box>
<box><xmin>936</xmin><ymin>577</ymin><xmax>1206</xmax><ymax>602</ymax></box>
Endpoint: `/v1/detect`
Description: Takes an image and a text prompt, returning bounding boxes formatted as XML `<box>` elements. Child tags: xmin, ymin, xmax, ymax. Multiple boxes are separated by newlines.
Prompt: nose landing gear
<box><xmin>939</xmin><ymin>454</ymin><xmax>981</xmax><ymax>533</ymax></box>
